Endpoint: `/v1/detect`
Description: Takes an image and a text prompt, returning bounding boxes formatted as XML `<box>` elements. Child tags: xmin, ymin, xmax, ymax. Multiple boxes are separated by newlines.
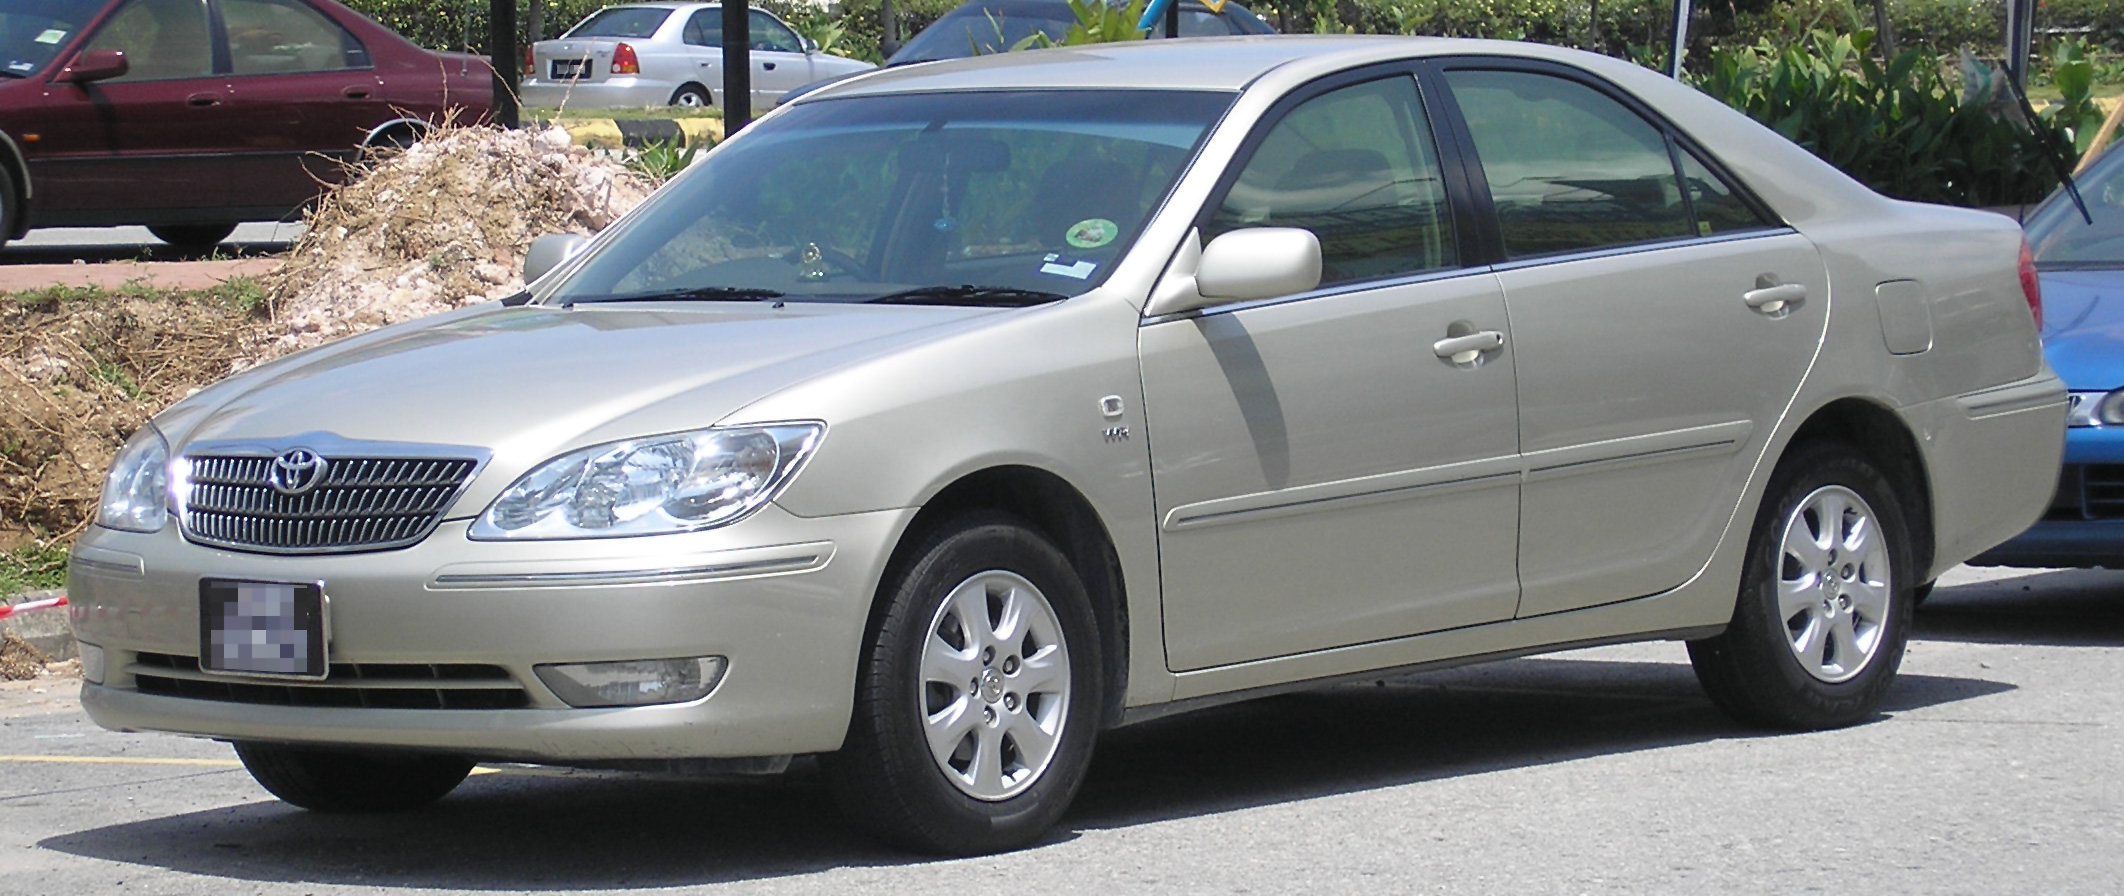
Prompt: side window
<box><xmin>222</xmin><ymin>0</ymin><xmax>368</xmax><ymax>75</ymax></box>
<box><xmin>684</xmin><ymin>10</ymin><xmax>720</xmax><ymax>47</ymax></box>
<box><xmin>85</xmin><ymin>0</ymin><xmax>211</xmax><ymax>81</ymax></box>
<box><xmin>1676</xmin><ymin>146</ymin><xmax>1772</xmax><ymax>235</ymax></box>
<box><xmin>1445</xmin><ymin>69</ymin><xmax>1693</xmax><ymax>258</ymax></box>
<box><xmin>1206</xmin><ymin>76</ymin><xmax>1456</xmax><ymax>285</ymax></box>
<box><xmin>747</xmin><ymin>11</ymin><xmax>802</xmax><ymax>53</ymax></box>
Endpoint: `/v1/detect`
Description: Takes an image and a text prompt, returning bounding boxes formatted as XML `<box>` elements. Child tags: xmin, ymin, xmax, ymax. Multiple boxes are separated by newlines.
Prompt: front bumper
<box><xmin>519</xmin><ymin>77</ymin><xmax>678</xmax><ymax>110</ymax></box>
<box><xmin>67</xmin><ymin>504</ymin><xmax>910</xmax><ymax>762</ymax></box>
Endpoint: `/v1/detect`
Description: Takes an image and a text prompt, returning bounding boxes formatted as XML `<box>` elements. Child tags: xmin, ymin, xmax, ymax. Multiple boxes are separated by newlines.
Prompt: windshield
<box><xmin>565</xmin><ymin>6</ymin><xmax>672</xmax><ymax>39</ymax></box>
<box><xmin>546</xmin><ymin>89</ymin><xmax>1234</xmax><ymax>306</ymax></box>
<box><xmin>2027</xmin><ymin>148</ymin><xmax>2124</xmax><ymax>269</ymax></box>
<box><xmin>1</xmin><ymin>0</ymin><xmax>99</xmax><ymax>77</ymax></box>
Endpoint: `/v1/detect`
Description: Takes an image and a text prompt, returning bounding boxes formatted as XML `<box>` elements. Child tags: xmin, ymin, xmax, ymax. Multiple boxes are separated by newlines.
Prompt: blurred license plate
<box><xmin>199</xmin><ymin>579</ymin><xmax>327</xmax><ymax>679</ymax></box>
<box><xmin>551</xmin><ymin>58</ymin><xmax>589</xmax><ymax>79</ymax></box>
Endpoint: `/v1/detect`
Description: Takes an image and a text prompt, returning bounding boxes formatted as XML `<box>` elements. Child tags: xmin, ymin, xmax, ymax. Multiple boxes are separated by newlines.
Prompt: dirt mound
<box><xmin>0</xmin><ymin>630</ymin><xmax>51</xmax><ymax>681</ymax></box>
<box><xmin>255</xmin><ymin>124</ymin><xmax>655</xmax><ymax>362</ymax></box>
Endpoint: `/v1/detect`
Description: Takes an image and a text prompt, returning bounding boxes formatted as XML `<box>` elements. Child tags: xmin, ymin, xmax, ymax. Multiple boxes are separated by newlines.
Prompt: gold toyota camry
<box><xmin>69</xmin><ymin>36</ymin><xmax>2066</xmax><ymax>855</ymax></box>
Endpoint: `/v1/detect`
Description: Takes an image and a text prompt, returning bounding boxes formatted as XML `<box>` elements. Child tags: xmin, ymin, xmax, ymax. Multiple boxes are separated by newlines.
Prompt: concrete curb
<box><xmin>535</xmin><ymin>117</ymin><xmax>724</xmax><ymax>151</ymax></box>
<box><xmin>2</xmin><ymin>590</ymin><xmax>75</xmax><ymax>662</ymax></box>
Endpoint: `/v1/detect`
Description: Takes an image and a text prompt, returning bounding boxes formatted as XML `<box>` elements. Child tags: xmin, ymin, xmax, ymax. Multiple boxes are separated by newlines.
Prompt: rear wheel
<box><xmin>235</xmin><ymin>742</ymin><xmax>473</xmax><ymax>812</ymax></box>
<box><xmin>669</xmin><ymin>84</ymin><xmax>711</xmax><ymax>107</ymax></box>
<box><xmin>1689</xmin><ymin>441</ymin><xmax>1913</xmax><ymax>729</ymax></box>
<box><xmin>147</xmin><ymin>223</ymin><xmax>237</xmax><ymax>253</ymax></box>
<box><xmin>824</xmin><ymin>512</ymin><xmax>1103</xmax><ymax>855</ymax></box>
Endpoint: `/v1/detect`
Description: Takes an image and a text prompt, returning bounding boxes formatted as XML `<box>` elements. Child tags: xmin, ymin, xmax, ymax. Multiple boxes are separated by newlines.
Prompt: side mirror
<box><xmin>1144</xmin><ymin>227</ymin><xmax>1321</xmax><ymax>317</ymax></box>
<box><xmin>59</xmin><ymin>49</ymin><xmax>129</xmax><ymax>85</ymax></box>
<box><xmin>523</xmin><ymin>233</ymin><xmax>589</xmax><ymax>284</ymax></box>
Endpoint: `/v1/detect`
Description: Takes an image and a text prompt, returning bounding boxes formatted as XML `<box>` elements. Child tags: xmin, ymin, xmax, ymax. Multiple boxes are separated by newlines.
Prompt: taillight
<box><xmin>523</xmin><ymin>45</ymin><xmax>534</xmax><ymax>75</ymax></box>
<box><xmin>612</xmin><ymin>42</ymin><xmax>639</xmax><ymax>75</ymax></box>
<box><xmin>2019</xmin><ymin>239</ymin><xmax>2043</xmax><ymax>332</ymax></box>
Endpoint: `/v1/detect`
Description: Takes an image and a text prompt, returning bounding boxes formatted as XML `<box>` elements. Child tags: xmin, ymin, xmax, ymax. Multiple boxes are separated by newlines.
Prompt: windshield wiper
<box><xmin>563</xmin><ymin>286</ymin><xmax>787</xmax><ymax>306</ymax></box>
<box><xmin>870</xmin><ymin>285</ymin><xmax>1067</xmax><ymax>308</ymax></box>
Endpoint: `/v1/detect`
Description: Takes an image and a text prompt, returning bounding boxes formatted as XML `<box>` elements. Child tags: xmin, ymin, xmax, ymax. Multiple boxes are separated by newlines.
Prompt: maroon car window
<box><xmin>567</xmin><ymin>7</ymin><xmax>671</xmax><ymax>38</ymax></box>
<box><xmin>222</xmin><ymin>0</ymin><xmax>368</xmax><ymax>74</ymax></box>
<box><xmin>84</xmin><ymin>0</ymin><xmax>210</xmax><ymax>81</ymax></box>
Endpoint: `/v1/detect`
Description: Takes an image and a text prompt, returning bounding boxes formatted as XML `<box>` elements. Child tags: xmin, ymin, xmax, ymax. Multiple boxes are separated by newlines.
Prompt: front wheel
<box><xmin>1688</xmin><ymin>441</ymin><xmax>1914</xmax><ymax>730</ymax></box>
<box><xmin>824</xmin><ymin>513</ymin><xmax>1103</xmax><ymax>855</ymax></box>
<box><xmin>235</xmin><ymin>742</ymin><xmax>473</xmax><ymax>812</ymax></box>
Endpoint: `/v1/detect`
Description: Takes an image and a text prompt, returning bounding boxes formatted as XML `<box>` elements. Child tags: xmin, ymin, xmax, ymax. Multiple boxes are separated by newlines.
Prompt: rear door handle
<box><xmin>762</xmin><ymin>61</ymin><xmax>776</xmax><ymax>70</ymax></box>
<box><xmin>1433</xmin><ymin>330</ymin><xmax>1505</xmax><ymax>364</ymax></box>
<box><xmin>1744</xmin><ymin>282</ymin><xmax>1807</xmax><ymax>316</ymax></box>
<box><xmin>186</xmin><ymin>92</ymin><xmax>221</xmax><ymax>107</ymax></box>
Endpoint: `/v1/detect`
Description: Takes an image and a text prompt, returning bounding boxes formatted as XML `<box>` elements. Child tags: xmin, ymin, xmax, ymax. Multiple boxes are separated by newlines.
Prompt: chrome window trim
<box><xmin>1139</xmin><ymin>264</ymin><xmax>1493</xmax><ymax>326</ymax></box>
<box><xmin>1487</xmin><ymin>226</ymin><xmax>1799</xmax><ymax>273</ymax></box>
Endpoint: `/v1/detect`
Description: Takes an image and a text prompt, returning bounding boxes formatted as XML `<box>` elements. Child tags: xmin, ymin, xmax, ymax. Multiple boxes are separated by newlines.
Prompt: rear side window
<box><xmin>568</xmin><ymin>7</ymin><xmax>671</xmax><ymax>38</ymax></box>
<box><xmin>684</xmin><ymin>10</ymin><xmax>720</xmax><ymax>46</ymax></box>
<box><xmin>223</xmin><ymin>0</ymin><xmax>368</xmax><ymax>74</ymax></box>
<box><xmin>1206</xmin><ymin>76</ymin><xmax>1457</xmax><ymax>285</ymax></box>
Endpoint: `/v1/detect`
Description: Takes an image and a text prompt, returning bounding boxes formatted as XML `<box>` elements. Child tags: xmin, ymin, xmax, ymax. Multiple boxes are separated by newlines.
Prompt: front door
<box><xmin>1142</xmin><ymin>72</ymin><xmax>1523</xmax><ymax>672</ymax></box>
<box><xmin>1432</xmin><ymin>63</ymin><xmax>1827</xmax><ymax>618</ymax></box>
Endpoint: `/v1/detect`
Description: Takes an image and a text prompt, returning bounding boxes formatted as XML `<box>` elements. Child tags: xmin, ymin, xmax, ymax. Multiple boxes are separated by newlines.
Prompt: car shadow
<box><xmin>1917</xmin><ymin>568</ymin><xmax>2124</xmax><ymax>647</ymax></box>
<box><xmin>36</xmin><ymin>657</ymin><xmax>2010</xmax><ymax>888</ymax></box>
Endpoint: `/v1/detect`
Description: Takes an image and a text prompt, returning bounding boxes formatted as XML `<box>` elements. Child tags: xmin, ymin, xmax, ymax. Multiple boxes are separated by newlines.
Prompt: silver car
<box><xmin>71</xmin><ymin>37</ymin><xmax>2065</xmax><ymax>855</ymax></box>
<box><xmin>518</xmin><ymin>1</ymin><xmax>872</xmax><ymax>110</ymax></box>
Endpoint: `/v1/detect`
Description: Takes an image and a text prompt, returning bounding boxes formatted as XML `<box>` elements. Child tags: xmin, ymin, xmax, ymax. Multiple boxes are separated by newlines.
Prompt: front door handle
<box><xmin>186</xmin><ymin>91</ymin><xmax>222</xmax><ymax>107</ymax></box>
<box><xmin>1433</xmin><ymin>330</ymin><xmax>1505</xmax><ymax>365</ymax></box>
<box><xmin>1744</xmin><ymin>282</ymin><xmax>1807</xmax><ymax>316</ymax></box>
<box><xmin>762</xmin><ymin>61</ymin><xmax>777</xmax><ymax>70</ymax></box>
<box><xmin>341</xmin><ymin>85</ymin><xmax>372</xmax><ymax>99</ymax></box>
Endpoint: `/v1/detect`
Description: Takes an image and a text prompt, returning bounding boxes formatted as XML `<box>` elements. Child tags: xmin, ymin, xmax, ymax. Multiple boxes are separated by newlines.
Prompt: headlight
<box><xmin>2068</xmin><ymin>390</ymin><xmax>2124</xmax><ymax>427</ymax></box>
<box><xmin>96</xmin><ymin>425</ymin><xmax>170</xmax><ymax>533</ymax></box>
<box><xmin>470</xmin><ymin>423</ymin><xmax>822</xmax><ymax>539</ymax></box>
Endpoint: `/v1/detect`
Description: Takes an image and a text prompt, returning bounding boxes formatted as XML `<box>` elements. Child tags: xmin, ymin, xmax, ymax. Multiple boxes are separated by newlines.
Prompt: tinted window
<box><xmin>1207</xmin><ymin>76</ymin><xmax>1456</xmax><ymax>285</ymax></box>
<box><xmin>2028</xmin><ymin>147</ymin><xmax>2124</xmax><ymax>268</ymax></box>
<box><xmin>85</xmin><ymin>0</ymin><xmax>210</xmax><ymax>81</ymax></box>
<box><xmin>747</xmin><ymin>10</ymin><xmax>801</xmax><ymax>52</ymax></box>
<box><xmin>1447</xmin><ymin>69</ymin><xmax>1692</xmax><ymax>258</ymax></box>
<box><xmin>223</xmin><ymin>0</ymin><xmax>368</xmax><ymax>74</ymax></box>
<box><xmin>567</xmin><ymin>7</ymin><xmax>671</xmax><ymax>38</ymax></box>
<box><xmin>1675</xmin><ymin>145</ymin><xmax>1768</xmax><ymax>236</ymax></box>
<box><xmin>891</xmin><ymin>4</ymin><xmax>1074</xmax><ymax>63</ymax></box>
<box><xmin>1</xmin><ymin>0</ymin><xmax>100</xmax><ymax>77</ymax></box>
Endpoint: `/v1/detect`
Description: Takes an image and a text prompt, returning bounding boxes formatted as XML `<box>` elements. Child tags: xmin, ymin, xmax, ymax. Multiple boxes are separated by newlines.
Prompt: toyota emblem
<box><xmin>268</xmin><ymin>449</ymin><xmax>329</xmax><ymax>496</ymax></box>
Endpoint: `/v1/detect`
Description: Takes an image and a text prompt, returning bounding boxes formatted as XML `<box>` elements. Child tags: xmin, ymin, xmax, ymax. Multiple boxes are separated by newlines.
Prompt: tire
<box><xmin>1910</xmin><ymin>580</ymin><xmax>1936</xmax><ymax>607</ymax></box>
<box><xmin>669</xmin><ymin>84</ymin><xmax>711</xmax><ymax>108</ymax></box>
<box><xmin>824</xmin><ymin>512</ymin><xmax>1104</xmax><ymax>855</ymax></box>
<box><xmin>235</xmin><ymin>742</ymin><xmax>474</xmax><ymax>812</ymax></box>
<box><xmin>0</xmin><ymin>167</ymin><xmax>17</xmax><ymax>249</ymax></box>
<box><xmin>147</xmin><ymin>223</ymin><xmax>237</xmax><ymax>253</ymax></box>
<box><xmin>1688</xmin><ymin>441</ymin><xmax>1914</xmax><ymax>730</ymax></box>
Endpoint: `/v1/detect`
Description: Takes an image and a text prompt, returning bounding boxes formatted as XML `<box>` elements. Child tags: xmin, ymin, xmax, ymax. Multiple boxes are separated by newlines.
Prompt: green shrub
<box><xmin>1696</xmin><ymin>30</ymin><xmax>2098</xmax><ymax>205</ymax></box>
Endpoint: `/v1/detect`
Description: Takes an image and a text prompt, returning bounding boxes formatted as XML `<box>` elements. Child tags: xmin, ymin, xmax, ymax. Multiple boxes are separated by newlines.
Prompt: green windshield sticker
<box><xmin>35</xmin><ymin>29</ymin><xmax>68</xmax><ymax>44</ymax></box>
<box><xmin>1065</xmin><ymin>218</ymin><xmax>1119</xmax><ymax>249</ymax></box>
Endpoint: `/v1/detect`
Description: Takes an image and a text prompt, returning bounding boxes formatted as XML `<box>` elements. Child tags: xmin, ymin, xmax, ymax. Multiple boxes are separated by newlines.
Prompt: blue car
<box><xmin>1973</xmin><ymin>147</ymin><xmax>2124</xmax><ymax>568</ymax></box>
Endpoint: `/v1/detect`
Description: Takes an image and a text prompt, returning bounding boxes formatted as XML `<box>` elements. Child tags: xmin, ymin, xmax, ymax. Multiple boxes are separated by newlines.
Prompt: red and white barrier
<box><xmin>0</xmin><ymin>596</ymin><xmax>67</xmax><ymax>621</ymax></box>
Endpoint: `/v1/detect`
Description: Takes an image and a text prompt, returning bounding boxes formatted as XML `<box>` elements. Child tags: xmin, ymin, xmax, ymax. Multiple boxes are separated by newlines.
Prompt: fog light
<box><xmin>534</xmin><ymin>656</ymin><xmax>726</xmax><ymax>708</ymax></box>
<box><xmin>78</xmin><ymin>642</ymin><xmax>106</xmax><ymax>685</ymax></box>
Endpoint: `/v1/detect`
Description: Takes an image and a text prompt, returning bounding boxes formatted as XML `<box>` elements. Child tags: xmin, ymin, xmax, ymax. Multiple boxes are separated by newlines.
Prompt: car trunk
<box><xmin>534</xmin><ymin>38</ymin><xmax>625</xmax><ymax>85</ymax></box>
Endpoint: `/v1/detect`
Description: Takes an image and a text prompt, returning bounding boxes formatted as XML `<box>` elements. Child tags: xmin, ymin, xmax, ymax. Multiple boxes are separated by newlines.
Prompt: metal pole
<box><xmin>491</xmin><ymin>0</ymin><xmax>519</xmax><ymax>127</ymax></box>
<box><xmin>1665</xmin><ymin>0</ymin><xmax>1691</xmax><ymax>79</ymax></box>
<box><xmin>881</xmin><ymin>0</ymin><xmax>901</xmax><ymax>58</ymax></box>
<box><xmin>2004</xmin><ymin>0</ymin><xmax>2035</xmax><ymax>89</ymax></box>
<box><xmin>722</xmin><ymin>0</ymin><xmax>752</xmax><ymax>133</ymax></box>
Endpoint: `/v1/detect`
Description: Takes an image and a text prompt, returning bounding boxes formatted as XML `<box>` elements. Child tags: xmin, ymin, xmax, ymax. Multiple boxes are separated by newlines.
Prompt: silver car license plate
<box><xmin>551</xmin><ymin>58</ymin><xmax>589</xmax><ymax>80</ymax></box>
<box><xmin>198</xmin><ymin>579</ymin><xmax>328</xmax><ymax>679</ymax></box>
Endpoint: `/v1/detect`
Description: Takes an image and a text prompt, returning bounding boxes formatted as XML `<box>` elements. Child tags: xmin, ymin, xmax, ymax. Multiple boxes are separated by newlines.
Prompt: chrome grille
<box><xmin>180</xmin><ymin>454</ymin><xmax>478</xmax><ymax>553</ymax></box>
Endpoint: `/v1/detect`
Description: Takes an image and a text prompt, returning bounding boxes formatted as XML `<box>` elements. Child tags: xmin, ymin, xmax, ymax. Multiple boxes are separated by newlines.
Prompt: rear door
<box><xmin>31</xmin><ymin>0</ymin><xmax>229</xmax><ymax>216</ymax></box>
<box><xmin>216</xmin><ymin>0</ymin><xmax>381</xmax><ymax>208</ymax></box>
<box><xmin>1141</xmin><ymin>69</ymin><xmax>1523</xmax><ymax>671</ymax></box>
<box><xmin>1429</xmin><ymin>60</ymin><xmax>1827</xmax><ymax>618</ymax></box>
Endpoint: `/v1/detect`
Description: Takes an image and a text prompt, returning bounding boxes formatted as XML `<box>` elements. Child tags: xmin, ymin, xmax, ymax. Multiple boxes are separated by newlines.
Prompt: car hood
<box><xmin>163</xmin><ymin>301</ymin><xmax>1000</xmax><ymax>455</ymax></box>
<box><xmin>2040</xmin><ymin>269</ymin><xmax>2124</xmax><ymax>390</ymax></box>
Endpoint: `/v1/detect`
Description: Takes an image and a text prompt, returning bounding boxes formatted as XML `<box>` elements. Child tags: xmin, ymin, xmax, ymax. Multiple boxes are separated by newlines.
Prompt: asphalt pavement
<box><xmin>0</xmin><ymin>564</ymin><xmax>2118</xmax><ymax>894</ymax></box>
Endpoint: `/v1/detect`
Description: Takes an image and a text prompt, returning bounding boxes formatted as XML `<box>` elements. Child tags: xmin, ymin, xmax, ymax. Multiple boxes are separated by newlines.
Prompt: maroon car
<box><xmin>0</xmin><ymin>0</ymin><xmax>492</xmax><ymax>250</ymax></box>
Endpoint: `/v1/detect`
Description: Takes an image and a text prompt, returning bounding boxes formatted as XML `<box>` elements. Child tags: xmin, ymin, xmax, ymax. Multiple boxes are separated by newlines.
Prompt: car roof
<box><xmin>823</xmin><ymin>35</ymin><xmax>1442</xmax><ymax>95</ymax></box>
